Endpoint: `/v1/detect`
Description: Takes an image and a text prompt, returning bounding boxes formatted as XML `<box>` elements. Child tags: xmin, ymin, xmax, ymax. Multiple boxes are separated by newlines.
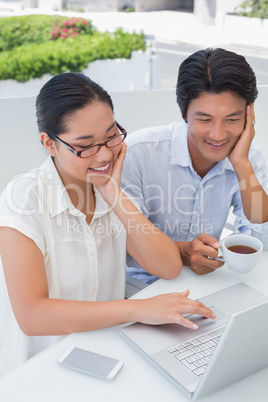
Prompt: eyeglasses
<box><xmin>54</xmin><ymin>121</ymin><xmax>127</xmax><ymax>158</ymax></box>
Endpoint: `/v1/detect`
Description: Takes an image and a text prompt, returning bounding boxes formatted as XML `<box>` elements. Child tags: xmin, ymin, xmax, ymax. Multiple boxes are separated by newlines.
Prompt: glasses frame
<box><xmin>53</xmin><ymin>121</ymin><xmax>127</xmax><ymax>158</ymax></box>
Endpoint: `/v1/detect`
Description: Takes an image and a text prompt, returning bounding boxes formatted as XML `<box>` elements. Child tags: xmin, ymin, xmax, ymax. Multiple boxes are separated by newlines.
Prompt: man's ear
<box><xmin>40</xmin><ymin>132</ymin><xmax>57</xmax><ymax>157</ymax></box>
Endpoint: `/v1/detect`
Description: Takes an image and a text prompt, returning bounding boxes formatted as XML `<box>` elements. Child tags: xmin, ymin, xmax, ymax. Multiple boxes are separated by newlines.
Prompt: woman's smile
<box><xmin>89</xmin><ymin>162</ymin><xmax>111</xmax><ymax>174</ymax></box>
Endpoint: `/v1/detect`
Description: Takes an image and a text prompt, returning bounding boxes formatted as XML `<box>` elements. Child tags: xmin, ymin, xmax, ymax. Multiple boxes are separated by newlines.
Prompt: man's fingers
<box><xmin>198</xmin><ymin>233</ymin><xmax>220</xmax><ymax>247</ymax></box>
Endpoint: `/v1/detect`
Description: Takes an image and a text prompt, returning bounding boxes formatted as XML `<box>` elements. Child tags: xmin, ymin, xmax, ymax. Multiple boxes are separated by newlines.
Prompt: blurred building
<box><xmin>21</xmin><ymin>1</ymin><xmax>193</xmax><ymax>12</ymax></box>
<box><xmin>19</xmin><ymin>0</ymin><xmax>246</xmax><ymax>30</ymax></box>
<box><xmin>21</xmin><ymin>0</ymin><xmax>242</xmax><ymax>21</ymax></box>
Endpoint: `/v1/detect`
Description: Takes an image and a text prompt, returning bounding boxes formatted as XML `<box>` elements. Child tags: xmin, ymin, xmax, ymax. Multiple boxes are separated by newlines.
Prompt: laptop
<box><xmin>120</xmin><ymin>283</ymin><xmax>268</xmax><ymax>399</ymax></box>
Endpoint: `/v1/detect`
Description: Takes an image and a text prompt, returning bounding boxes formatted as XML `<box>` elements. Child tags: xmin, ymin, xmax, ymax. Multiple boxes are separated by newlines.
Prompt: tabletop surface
<box><xmin>0</xmin><ymin>252</ymin><xmax>268</xmax><ymax>402</ymax></box>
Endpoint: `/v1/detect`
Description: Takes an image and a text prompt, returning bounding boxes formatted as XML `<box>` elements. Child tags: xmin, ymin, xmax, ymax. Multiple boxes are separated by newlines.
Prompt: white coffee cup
<box><xmin>221</xmin><ymin>234</ymin><xmax>263</xmax><ymax>273</ymax></box>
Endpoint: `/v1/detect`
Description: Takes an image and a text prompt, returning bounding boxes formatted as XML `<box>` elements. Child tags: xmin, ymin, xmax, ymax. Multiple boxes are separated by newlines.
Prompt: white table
<box><xmin>0</xmin><ymin>252</ymin><xmax>268</xmax><ymax>402</ymax></box>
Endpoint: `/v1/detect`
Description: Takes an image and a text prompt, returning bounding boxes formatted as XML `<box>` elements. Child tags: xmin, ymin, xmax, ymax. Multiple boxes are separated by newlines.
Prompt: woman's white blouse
<box><xmin>0</xmin><ymin>157</ymin><xmax>127</xmax><ymax>376</ymax></box>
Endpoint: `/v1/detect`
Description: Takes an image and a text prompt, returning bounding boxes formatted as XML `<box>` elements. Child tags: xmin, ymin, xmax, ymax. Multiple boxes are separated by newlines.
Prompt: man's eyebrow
<box><xmin>194</xmin><ymin>111</ymin><xmax>212</xmax><ymax>117</ymax></box>
<box><xmin>74</xmin><ymin>122</ymin><xmax>116</xmax><ymax>141</ymax></box>
<box><xmin>226</xmin><ymin>110</ymin><xmax>244</xmax><ymax>117</ymax></box>
<box><xmin>194</xmin><ymin>110</ymin><xmax>244</xmax><ymax>117</ymax></box>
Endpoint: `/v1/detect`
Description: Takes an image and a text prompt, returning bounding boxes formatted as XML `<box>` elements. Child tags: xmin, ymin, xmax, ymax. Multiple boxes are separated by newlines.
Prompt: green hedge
<box><xmin>235</xmin><ymin>0</ymin><xmax>268</xmax><ymax>18</ymax></box>
<box><xmin>0</xmin><ymin>15</ymin><xmax>70</xmax><ymax>51</ymax></box>
<box><xmin>0</xmin><ymin>15</ymin><xmax>146</xmax><ymax>82</ymax></box>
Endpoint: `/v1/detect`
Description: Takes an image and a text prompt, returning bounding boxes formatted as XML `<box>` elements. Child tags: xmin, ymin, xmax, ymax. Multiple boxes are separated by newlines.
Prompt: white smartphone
<box><xmin>57</xmin><ymin>346</ymin><xmax>124</xmax><ymax>380</ymax></box>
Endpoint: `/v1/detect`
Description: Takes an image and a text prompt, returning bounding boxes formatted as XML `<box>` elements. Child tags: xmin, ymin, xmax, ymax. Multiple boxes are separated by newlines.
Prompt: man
<box><xmin>121</xmin><ymin>48</ymin><xmax>268</xmax><ymax>283</ymax></box>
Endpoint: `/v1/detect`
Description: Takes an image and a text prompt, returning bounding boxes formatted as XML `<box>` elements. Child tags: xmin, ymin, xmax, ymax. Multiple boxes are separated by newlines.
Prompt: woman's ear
<box><xmin>40</xmin><ymin>132</ymin><xmax>57</xmax><ymax>157</ymax></box>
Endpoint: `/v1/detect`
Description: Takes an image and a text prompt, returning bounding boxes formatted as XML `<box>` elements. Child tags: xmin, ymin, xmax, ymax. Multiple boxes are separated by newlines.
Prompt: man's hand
<box><xmin>176</xmin><ymin>234</ymin><xmax>224</xmax><ymax>275</ymax></box>
<box><xmin>228</xmin><ymin>104</ymin><xmax>255</xmax><ymax>169</ymax></box>
<box><xmin>228</xmin><ymin>104</ymin><xmax>268</xmax><ymax>223</ymax></box>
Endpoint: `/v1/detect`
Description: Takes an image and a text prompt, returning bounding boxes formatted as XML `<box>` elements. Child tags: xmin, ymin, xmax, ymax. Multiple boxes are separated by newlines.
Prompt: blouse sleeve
<box><xmin>0</xmin><ymin>178</ymin><xmax>46</xmax><ymax>255</ymax></box>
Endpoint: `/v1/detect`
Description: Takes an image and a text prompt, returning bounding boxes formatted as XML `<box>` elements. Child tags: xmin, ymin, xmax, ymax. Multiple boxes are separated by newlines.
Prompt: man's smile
<box><xmin>204</xmin><ymin>139</ymin><xmax>229</xmax><ymax>151</ymax></box>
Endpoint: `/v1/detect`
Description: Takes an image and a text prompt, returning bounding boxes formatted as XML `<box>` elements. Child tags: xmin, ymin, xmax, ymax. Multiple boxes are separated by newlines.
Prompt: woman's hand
<box><xmin>96</xmin><ymin>142</ymin><xmax>127</xmax><ymax>206</ymax></box>
<box><xmin>135</xmin><ymin>289</ymin><xmax>217</xmax><ymax>330</ymax></box>
<box><xmin>228</xmin><ymin>104</ymin><xmax>255</xmax><ymax>169</ymax></box>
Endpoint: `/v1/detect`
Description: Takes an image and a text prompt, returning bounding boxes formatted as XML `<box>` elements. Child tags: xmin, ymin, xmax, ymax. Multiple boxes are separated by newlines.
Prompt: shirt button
<box><xmin>90</xmin><ymin>250</ymin><xmax>95</xmax><ymax>256</ymax></box>
<box><xmin>46</xmin><ymin>173</ymin><xmax>54</xmax><ymax>181</ymax></box>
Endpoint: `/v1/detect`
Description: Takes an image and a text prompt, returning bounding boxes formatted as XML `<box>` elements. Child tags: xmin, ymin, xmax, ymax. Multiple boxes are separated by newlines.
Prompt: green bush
<box><xmin>235</xmin><ymin>0</ymin><xmax>268</xmax><ymax>18</ymax></box>
<box><xmin>0</xmin><ymin>15</ymin><xmax>65</xmax><ymax>51</ymax></box>
<box><xmin>119</xmin><ymin>6</ymin><xmax>135</xmax><ymax>12</ymax></box>
<box><xmin>0</xmin><ymin>14</ymin><xmax>146</xmax><ymax>82</ymax></box>
<box><xmin>0</xmin><ymin>28</ymin><xmax>146</xmax><ymax>82</ymax></box>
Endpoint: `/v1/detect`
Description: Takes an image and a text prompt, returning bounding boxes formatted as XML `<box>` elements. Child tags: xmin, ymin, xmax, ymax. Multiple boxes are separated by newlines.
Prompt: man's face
<box><xmin>186</xmin><ymin>91</ymin><xmax>247</xmax><ymax>177</ymax></box>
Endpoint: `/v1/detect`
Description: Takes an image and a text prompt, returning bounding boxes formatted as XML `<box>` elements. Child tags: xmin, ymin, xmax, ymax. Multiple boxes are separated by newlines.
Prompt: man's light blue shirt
<box><xmin>121</xmin><ymin>121</ymin><xmax>268</xmax><ymax>283</ymax></box>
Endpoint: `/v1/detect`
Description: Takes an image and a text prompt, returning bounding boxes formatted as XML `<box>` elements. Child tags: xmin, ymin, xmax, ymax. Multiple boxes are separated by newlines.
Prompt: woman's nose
<box><xmin>95</xmin><ymin>144</ymin><xmax>113</xmax><ymax>160</ymax></box>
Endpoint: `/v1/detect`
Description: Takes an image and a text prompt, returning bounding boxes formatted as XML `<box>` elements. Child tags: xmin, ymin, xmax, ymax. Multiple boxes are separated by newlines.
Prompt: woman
<box><xmin>0</xmin><ymin>73</ymin><xmax>216</xmax><ymax>375</ymax></box>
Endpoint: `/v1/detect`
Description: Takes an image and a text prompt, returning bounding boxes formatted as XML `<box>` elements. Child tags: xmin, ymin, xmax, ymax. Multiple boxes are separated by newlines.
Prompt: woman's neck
<box><xmin>53</xmin><ymin>159</ymin><xmax>96</xmax><ymax>224</ymax></box>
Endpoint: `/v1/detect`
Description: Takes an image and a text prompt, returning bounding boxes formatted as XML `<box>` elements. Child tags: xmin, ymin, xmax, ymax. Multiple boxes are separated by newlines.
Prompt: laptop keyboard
<box><xmin>167</xmin><ymin>327</ymin><xmax>224</xmax><ymax>378</ymax></box>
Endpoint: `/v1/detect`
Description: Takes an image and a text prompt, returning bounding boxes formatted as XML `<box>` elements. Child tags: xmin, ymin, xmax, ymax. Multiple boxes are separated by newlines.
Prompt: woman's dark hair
<box><xmin>36</xmin><ymin>72</ymin><xmax>114</xmax><ymax>138</ymax></box>
<box><xmin>176</xmin><ymin>48</ymin><xmax>258</xmax><ymax>120</ymax></box>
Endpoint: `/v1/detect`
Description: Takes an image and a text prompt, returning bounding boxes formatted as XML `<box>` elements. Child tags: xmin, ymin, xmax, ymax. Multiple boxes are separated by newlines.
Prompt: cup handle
<box><xmin>211</xmin><ymin>242</ymin><xmax>224</xmax><ymax>262</ymax></box>
<box><xmin>213</xmin><ymin>256</ymin><xmax>224</xmax><ymax>262</ymax></box>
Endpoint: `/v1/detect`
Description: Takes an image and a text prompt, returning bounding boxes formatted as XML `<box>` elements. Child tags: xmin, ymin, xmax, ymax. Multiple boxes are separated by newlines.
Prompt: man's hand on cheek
<box><xmin>228</xmin><ymin>104</ymin><xmax>255</xmax><ymax>169</ymax></box>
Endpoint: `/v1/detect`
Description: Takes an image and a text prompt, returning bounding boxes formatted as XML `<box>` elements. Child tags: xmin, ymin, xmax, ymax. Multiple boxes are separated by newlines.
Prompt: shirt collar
<box><xmin>171</xmin><ymin>121</ymin><xmax>235</xmax><ymax>175</ymax></box>
<box><xmin>171</xmin><ymin>121</ymin><xmax>191</xmax><ymax>167</ymax></box>
<box><xmin>37</xmin><ymin>157</ymin><xmax>74</xmax><ymax>218</ymax></box>
<box><xmin>39</xmin><ymin>157</ymin><xmax>110</xmax><ymax>219</ymax></box>
<box><xmin>93</xmin><ymin>186</ymin><xmax>110</xmax><ymax>219</ymax></box>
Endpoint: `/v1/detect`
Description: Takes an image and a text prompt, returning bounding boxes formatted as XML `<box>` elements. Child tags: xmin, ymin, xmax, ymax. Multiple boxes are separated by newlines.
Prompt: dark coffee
<box><xmin>227</xmin><ymin>245</ymin><xmax>257</xmax><ymax>254</ymax></box>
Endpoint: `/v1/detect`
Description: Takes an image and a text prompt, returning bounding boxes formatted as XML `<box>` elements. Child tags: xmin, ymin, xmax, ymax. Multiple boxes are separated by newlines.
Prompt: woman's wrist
<box><xmin>97</xmin><ymin>183</ymin><xmax>122</xmax><ymax>208</ymax></box>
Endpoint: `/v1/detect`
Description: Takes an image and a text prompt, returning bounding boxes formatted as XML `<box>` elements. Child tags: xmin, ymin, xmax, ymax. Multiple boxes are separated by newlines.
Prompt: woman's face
<box><xmin>51</xmin><ymin>101</ymin><xmax>122</xmax><ymax>187</ymax></box>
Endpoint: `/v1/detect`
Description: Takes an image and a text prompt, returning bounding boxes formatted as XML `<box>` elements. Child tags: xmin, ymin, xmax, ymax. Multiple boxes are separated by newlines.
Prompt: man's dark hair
<box><xmin>176</xmin><ymin>48</ymin><xmax>258</xmax><ymax>120</ymax></box>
